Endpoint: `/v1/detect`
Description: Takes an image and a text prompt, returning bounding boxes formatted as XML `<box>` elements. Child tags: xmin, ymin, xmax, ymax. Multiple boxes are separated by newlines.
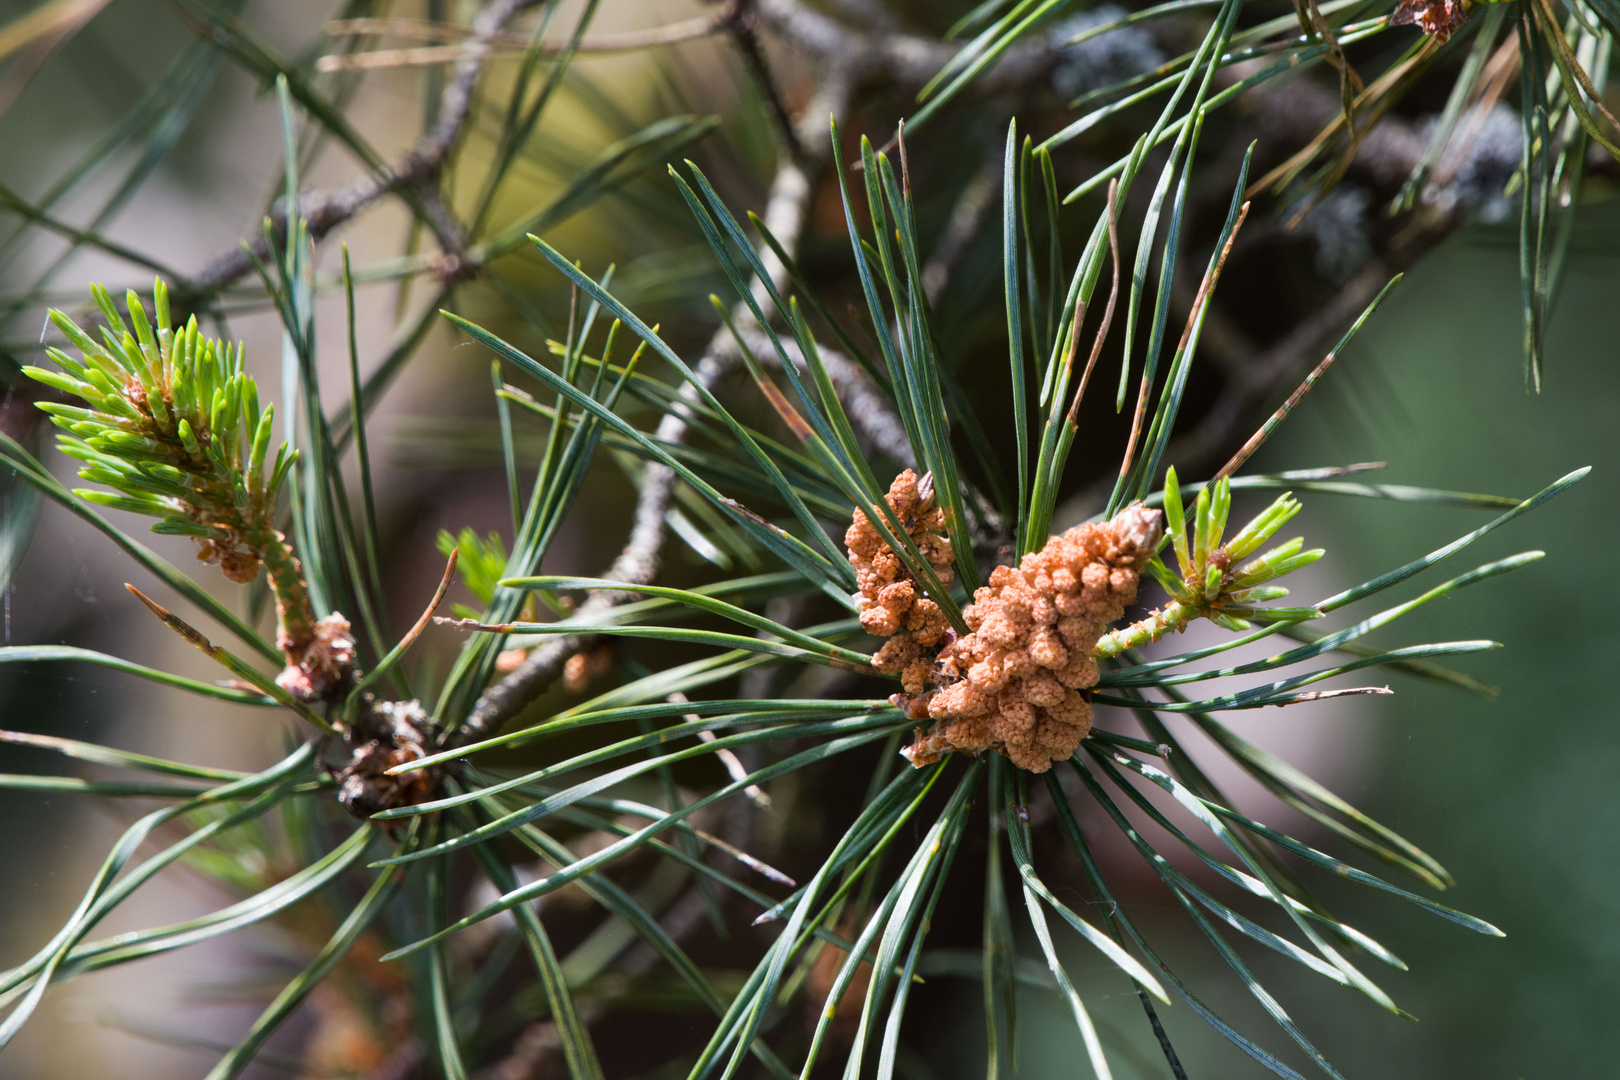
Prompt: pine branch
<box><xmin>185</xmin><ymin>0</ymin><xmax>543</xmax><ymax>295</ymax></box>
<box><xmin>457</xmin><ymin>69</ymin><xmax>851</xmax><ymax>740</ymax></box>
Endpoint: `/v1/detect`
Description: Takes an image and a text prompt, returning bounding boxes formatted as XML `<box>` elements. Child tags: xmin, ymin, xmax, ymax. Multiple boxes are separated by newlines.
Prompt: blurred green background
<box><xmin>1263</xmin><ymin>207</ymin><xmax>1620</xmax><ymax>1079</ymax></box>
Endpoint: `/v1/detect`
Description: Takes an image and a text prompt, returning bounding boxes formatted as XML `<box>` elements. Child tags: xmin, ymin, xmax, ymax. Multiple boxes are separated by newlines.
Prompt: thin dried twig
<box><xmin>181</xmin><ymin>0</ymin><xmax>1063</xmax><ymax>305</ymax></box>
<box><xmin>1119</xmin><ymin>202</ymin><xmax>1250</xmax><ymax>483</ymax></box>
<box><xmin>395</xmin><ymin>547</ymin><xmax>459</xmax><ymax>654</ymax></box>
<box><xmin>317</xmin><ymin>14</ymin><xmax>725</xmax><ymax>71</ymax></box>
<box><xmin>1216</xmin><ymin>330</ymin><xmax>1347</xmax><ymax>480</ymax></box>
<box><xmin>665</xmin><ymin>691</ymin><xmax>772</xmax><ymax>809</ymax></box>
<box><xmin>731</xmin><ymin>326</ymin><xmax>914</xmax><ymax>469</ymax></box>
<box><xmin>188</xmin><ymin>0</ymin><xmax>543</xmax><ymax>292</ymax></box>
<box><xmin>1069</xmin><ymin>177</ymin><xmax>1122</xmax><ymax>423</ymax></box>
<box><xmin>123</xmin><ymin>584</ymin><xmax>335</xmax><ymax>734</ymax></box>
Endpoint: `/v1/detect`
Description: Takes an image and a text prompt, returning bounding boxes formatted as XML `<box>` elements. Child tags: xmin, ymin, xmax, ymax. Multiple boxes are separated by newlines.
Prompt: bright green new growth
<box><xmin>1096</xmin><ymin>468</ymin><xmax>1325</xmax><ymax>657</ymax></box>
<box><xmin>437</xmin><ymin>527</ymin><xmax>511</xmax><ymax>619</ymax></box>
<box><xmin>23</xmin><ymin>280</ymin><xmax>313</xmax><ymax>652</ymax></box>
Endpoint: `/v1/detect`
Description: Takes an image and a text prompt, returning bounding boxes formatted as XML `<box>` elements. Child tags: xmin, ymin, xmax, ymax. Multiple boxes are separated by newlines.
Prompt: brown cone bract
<box><xmin>904</xmin><ymin>503</ymin><xmax>1163</xmax><ymax>773</ymax></box>
<box><xmin>847</xmin><ymin>470</ymin><xmax>954</xmax><ymax>694</ymax></box>
<box><xmin>1390</xmin><ymin>0</ymin><xmax>1468</xmax><ymax>42</ymax></box>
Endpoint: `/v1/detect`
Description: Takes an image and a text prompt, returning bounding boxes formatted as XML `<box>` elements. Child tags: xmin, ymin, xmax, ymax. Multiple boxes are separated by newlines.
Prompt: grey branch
<box><xmin>458</xmin><ymin>156</ymin><xmax>826</xmax><ymax>741</ymax></box>
<box><xmin>730</xmin><ymin>326</ymin><xmax>916</xmax><ymax>471</ymax></box>
<box><xmin>753</xmin><ymin>0</ymin><xmax>1059</xmax><ymax>88</ymax></box>
<box><xmin>187</xmin><ymin>0</ymin><xmax>541</xmax><ymax>293</ymax></box>
<box><xmin>922</xmin><ymin>158</ymin><xmax>999</xmax><ymax>306</ymax></box>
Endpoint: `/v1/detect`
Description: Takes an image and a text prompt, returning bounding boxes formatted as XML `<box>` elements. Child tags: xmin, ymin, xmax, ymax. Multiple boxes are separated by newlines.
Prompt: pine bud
<box><xmin>28</xmin><ymin>278</ymin><xmax>329</xmax><ymax>693</ymax></box>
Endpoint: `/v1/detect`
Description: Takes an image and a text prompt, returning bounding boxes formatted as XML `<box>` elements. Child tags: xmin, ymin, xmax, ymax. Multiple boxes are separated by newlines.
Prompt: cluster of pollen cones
<box><xmin>846</xmin><ymin>469</ymin><xmax>955</xmax><ymax>693</ymax></box>
<box><xmin>850</xmin><ymin>471</ymin><xmax>1163</xmax><ymax>774</ymax></box>
<box><xmin>1389</xmin><ymin>0</ymin><xmax>1468</xmax><ymax>43</ymax></box>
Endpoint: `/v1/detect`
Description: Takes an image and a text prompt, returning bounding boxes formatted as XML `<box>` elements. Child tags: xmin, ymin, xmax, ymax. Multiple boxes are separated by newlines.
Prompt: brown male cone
<box><xmin>903</xmin><ymin>502</ymin><xmax>1164</xmax><ymax>773</ymax></box>
<box><xmin>1389</xmin><ymin>0</ymin><xmax>1469</xmax><ymax>44</ymax></box>
<box><xmin>846</xmin><ymin>469</ymin><xmax>955</xmax><ymax>694</ymax></box>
